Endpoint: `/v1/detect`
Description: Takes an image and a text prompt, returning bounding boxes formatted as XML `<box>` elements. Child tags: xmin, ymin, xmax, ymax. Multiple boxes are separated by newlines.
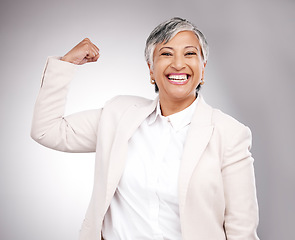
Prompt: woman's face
<box><xmin>149</xmin><ymin>31</ymin><xmax>206</xmax><ymax>105</ymax></box>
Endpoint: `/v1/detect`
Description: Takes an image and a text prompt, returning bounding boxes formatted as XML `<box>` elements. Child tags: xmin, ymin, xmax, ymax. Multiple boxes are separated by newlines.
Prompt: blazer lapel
<box><xmin>105</xmin><ymin>97</ymin><xmax>159</xmax><ymax>205</ymax></box>
<box><xmin>178</xmin><ymin>96</ymin><xmax>214</xmax><ymax>215</ymax></box>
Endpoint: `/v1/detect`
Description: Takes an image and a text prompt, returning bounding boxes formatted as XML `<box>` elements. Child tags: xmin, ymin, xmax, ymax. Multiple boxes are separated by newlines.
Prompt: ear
<box><xmin>148</xmin><ymin>62</ymin><xmax>155</xmax><ymax>80</ymax></box>
<box><xmin>201</xmin><ymin>61</ymin><xmax>207</xmax><ymax>79</ymax></box>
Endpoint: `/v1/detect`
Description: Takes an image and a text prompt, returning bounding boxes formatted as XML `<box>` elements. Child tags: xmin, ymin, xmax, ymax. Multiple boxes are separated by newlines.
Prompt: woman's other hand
<box><xmin>61</xmin><ymin>38</ymin><xmax>100</xmax><ymax>65</ymax></box>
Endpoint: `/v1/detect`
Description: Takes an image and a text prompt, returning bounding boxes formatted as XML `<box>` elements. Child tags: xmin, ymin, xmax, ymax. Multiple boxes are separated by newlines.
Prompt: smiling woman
<box><xmin>150</xmin><ymin>31</ymin><xmax>206</xmax><ymax>116</ymax></box>
<box><xmin>31</xmin><ymin>17</ymin><xmax>260</xmax><ymax>240</ymax></box>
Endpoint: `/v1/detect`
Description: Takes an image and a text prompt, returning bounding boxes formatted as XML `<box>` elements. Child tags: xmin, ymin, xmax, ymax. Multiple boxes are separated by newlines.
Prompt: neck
<box><xmin>159</xmin><ymin>94</ymin><xmax>197</xmax><ymax>116</ymax></box>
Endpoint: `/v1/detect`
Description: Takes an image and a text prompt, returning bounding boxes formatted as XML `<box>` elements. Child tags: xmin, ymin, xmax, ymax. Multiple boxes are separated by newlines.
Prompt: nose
<box><xmin>171</xmin><ymin>54</ymin><xmax>185</xmax><ymax>70</ymax></box>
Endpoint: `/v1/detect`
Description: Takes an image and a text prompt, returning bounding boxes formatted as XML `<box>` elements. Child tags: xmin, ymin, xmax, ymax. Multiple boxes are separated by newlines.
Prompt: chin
<box><xmin>167</xmin><ymin>90</ymin><xmax>195</xmax><ymax>101</ymax></box>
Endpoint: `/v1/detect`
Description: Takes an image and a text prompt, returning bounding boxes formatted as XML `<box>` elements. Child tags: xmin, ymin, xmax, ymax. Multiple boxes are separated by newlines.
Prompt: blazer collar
<box><xmin>178</xmin><ymin>95</ymin><xmax>214</xmax><ymax>216</ymax></box>
<box><xmin>105</xmin><ymin>96</ymin><xmax>159</xmax><ymax>205</ymax></box>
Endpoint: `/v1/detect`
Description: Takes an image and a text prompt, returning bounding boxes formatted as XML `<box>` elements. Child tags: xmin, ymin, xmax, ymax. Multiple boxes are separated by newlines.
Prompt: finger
<box><xmin>82</xmin><ymin>37</ymin><xmax>91</xmax><ymax>44</ymax></box>
<box><xmin>93</xmin><ymin>44</ymin><xmax>100</xmax><ymax>55</ymax></box>
<box><xmin>93</xmin><ymin>52</ymin><xmax>100</xmax><ymax>62</ymax></box>
<box><xmin>90</xmin><ymin>45</ymin><xmax>99</xmax><ymax>56</ymax></box>
<box><xmin>85</xmin><ymin>50</ymin><xmax>95</xmax><ymax>59</ymax></box>
<box><xmin>85</xmin><ymin>56</ymin><xmax>98</xmax><ymax>63</ymax></box>
<box><xmin>84</xmin><ymin>50</ymin><xmax>100</xmax><ymax>62</ymax></box>
<box><xmin>78</xmin><ymin>58</ymin><xmax>88</xmax><ymax>65</ymax></box>
<box><xmin>83</xmin><ymin>38</ymin><xmax>98</xmax><ymax>53</ymax></box>
<box><xmin>82</xmin><ymin>38</ymin><xmax>100</xmax><ymax>56</ymax></box>
<box><xmin>84</xmin><ymin>44</ymin><xmax>99</xmax><ymax>58</ymax></box>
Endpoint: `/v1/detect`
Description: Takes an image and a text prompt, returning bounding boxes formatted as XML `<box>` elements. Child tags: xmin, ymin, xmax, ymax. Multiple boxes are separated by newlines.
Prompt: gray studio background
<box><xmin>1</xmin><ymin>0</ymin><xmax>294</xmax><ymax>239</ymax></box>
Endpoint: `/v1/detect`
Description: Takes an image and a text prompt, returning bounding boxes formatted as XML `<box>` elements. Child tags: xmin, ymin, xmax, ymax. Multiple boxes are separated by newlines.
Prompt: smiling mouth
<box><xmin>167</xmin><ymin>74</ymin><xmax>190</xmax><ymax>84</ymax></box>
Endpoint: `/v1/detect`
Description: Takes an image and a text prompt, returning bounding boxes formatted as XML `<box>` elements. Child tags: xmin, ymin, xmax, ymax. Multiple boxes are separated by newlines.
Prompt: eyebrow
<box><xmin>159</xmin><ymin>46</ymin><xmax>200</xmax><ymax>52</ymax></box>
<box><xmin>159</xmin><ymin>46</ymin><xmax>173</xmax><ymax>52</ymax></box>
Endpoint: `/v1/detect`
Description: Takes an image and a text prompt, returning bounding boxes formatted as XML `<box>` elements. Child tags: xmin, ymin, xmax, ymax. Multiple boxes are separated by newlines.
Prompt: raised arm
<box><xmin>31</xmin><ymin>39</ymin><xmax>102</xmax><ymax>153</ymax></box>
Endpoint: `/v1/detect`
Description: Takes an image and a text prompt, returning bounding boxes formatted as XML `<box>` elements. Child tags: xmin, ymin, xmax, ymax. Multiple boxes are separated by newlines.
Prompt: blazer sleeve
<box><xmin>31</xmin><ymin>57</ymin><xmax>101</xmax><ymax>153</ymax></box>
<box><xmin>222</xmin><ymin>126</ymin><xmax>259</xmax><ymax>239</ymax></box>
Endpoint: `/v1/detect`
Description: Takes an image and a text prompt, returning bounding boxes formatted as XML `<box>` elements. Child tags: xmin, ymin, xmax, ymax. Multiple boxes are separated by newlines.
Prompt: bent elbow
<box><xmin>30</xmin><ymin>125</ymin><xmax>45</xmax><ymax>144</ymax></box>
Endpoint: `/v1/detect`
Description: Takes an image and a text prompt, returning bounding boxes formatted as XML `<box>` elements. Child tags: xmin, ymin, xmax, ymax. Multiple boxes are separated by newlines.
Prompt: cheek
<box><xmin>153</xmin><ymin>64</ymin><xmax>165</xmax><ymax>78</ymax></box>
<box><xmin>192</xmin><ymin>63</ymin><xmax>204</xmax><ymax>77</ymax></box>
<box><xmin>153</xmin><ymin>57</ymin><xmax>171</xmax><ymax>72</ymax></box>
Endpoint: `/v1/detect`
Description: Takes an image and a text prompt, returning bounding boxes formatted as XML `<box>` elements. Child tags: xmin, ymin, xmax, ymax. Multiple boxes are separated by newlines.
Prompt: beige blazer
<box><xmin>31</xmin><ymin>57</ymin><xmax>259</xmax><ymax>240</ymax></box>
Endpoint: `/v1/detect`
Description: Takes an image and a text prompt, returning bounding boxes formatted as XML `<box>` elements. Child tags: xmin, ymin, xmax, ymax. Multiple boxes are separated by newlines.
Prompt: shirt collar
<box><xmin>148</xmin><ymin>97</ymin><xmax>199</xmax><ymax>132</ymax></box>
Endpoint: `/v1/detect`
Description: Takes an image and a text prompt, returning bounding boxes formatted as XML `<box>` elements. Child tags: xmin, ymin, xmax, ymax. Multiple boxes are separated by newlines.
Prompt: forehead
<box><xmin>158</xmin><ymin>31</ymin><xmax>201</xmax><ymax>49</ymax></box>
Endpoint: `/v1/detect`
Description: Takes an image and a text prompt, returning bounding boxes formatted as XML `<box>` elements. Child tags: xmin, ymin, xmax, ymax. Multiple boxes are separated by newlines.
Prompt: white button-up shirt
<box><xmin>102</xmin><ymin>98</ymin><xmax>198</xmax><ymax>240</ymax></box>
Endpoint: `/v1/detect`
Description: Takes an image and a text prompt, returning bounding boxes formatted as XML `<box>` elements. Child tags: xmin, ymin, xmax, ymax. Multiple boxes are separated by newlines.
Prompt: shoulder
<box><xmin>198</xmin><ymin>95</ymin><xmax>247</xmax><ymax>129</ymax></box>
<box><xmin>199</xmin><ymin>96</ymin><xmax>251</xmax><ymax>142</ymax></box>
<box><xmin>212</xmin><ymin>108</ymin><xmax>248</xmax><ymax>132</ymax></box>
<box><xmin>199</xmin><ymin>97</ymin><xmax>253</xmax><ymax>164</ymax></box>
<box><xmin>212</xmin><ymin>107</ymin><xmax>251</xmax><ymax>145</ymax></box>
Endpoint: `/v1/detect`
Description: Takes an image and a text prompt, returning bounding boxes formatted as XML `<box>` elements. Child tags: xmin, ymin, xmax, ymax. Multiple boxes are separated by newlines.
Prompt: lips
<box><xmin>167</xmin><ymin>73</ymin><xmax>190</xmax><ymax>85</ymax></box>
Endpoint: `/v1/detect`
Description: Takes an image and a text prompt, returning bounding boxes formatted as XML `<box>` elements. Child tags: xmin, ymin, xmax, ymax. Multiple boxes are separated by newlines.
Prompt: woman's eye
<box><xmin>161</xmin><ymin>52</ymin><xmax>172</xmax><ymax>56</ymax></box>
<box><xmin>185</xmin><ymin>52</ymin><xmax>197</xmax><ymax>56</ymax></box>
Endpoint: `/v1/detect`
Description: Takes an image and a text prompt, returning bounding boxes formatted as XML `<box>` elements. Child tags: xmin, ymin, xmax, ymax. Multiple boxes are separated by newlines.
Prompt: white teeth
<box><xmin>168</xmin><ymin>74</ymin><xmax>188</xmax><ymax>80</ymax></box>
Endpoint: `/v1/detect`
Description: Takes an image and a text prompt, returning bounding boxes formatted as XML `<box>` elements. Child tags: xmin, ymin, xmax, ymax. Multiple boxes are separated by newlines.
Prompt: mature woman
<box><xmin>31</xmin><ymin>17</ymin><xmax>259</xmax><ymax>240</ymax></box>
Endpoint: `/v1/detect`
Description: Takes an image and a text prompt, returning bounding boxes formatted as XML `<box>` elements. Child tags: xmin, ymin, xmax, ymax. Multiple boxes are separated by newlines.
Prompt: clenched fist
<box><xmin>61</xmin><ymin>38</ymin><xmax>100</xmax><ymax>65</ymax></box>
